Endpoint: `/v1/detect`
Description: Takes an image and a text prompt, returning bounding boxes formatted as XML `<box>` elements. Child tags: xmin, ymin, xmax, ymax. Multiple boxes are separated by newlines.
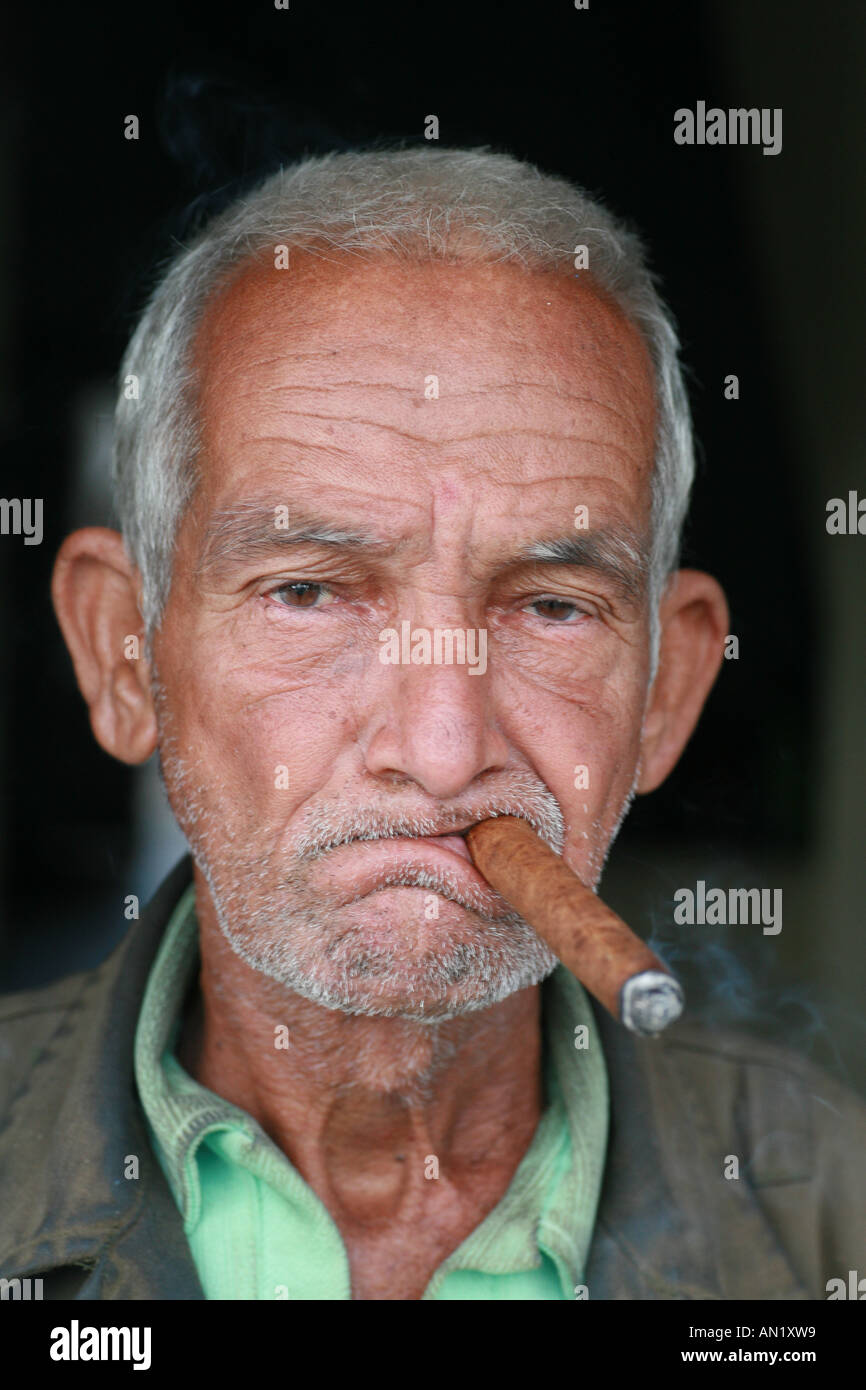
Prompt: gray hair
<box><xmin>114</xmin><ymin>146</ymin><xmax>695</xmax><ymax>673</ymax></box>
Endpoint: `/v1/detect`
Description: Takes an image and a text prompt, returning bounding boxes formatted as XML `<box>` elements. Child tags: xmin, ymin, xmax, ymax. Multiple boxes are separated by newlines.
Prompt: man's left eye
<box><xmin>527</xmin><ymin>598</ymin><xmax>585</xmax><ymax>622</ymax></box>
<box><xmin>269</xmin><ymin>582</ymin><xmax>334</xmax><ymax>608</ymax></box>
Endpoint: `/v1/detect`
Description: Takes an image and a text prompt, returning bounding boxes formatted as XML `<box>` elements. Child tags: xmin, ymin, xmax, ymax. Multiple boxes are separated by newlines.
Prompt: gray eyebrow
<box><xmin>518</xmin><ymin>528</ymin><xmax>650</xmax><ymax>603</ymax></box>
<box><xmin>198</xmin><ymin>502</ymin><xmax>393</xmax><ymax>575</ymax></box>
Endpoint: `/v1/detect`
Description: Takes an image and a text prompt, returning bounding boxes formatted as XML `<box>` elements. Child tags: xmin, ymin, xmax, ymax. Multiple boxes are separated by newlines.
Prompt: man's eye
<box><xmin>270</xmin><ymin>582</ymin><xmax>333</xmax><ymax>609</ymax></box>
<box><xmin>527</xmin><ymin>597</ymin><xmax>585</xmax><ymax>623</ymax></box>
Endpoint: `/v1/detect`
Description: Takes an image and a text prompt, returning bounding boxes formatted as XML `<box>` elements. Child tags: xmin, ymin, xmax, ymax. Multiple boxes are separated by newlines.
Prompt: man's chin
<box><xmin>220</xmin><ymin>928</ymin><xmax>558</xmax><ymax>1022</ymax></box>
<box><xmin>247</xmin><ymin>960</ymin><xmax>555</xmax><ymax>1023</ymax></box>
<box><xmin>286</xmin><ymin>978</ymin><xmax>506</xmax><ymax>1023</ymax></box>
<box><xmin>208</xmin><ymin>879</ymin><xmax>559</xmax><ymax>1021</ymax></box>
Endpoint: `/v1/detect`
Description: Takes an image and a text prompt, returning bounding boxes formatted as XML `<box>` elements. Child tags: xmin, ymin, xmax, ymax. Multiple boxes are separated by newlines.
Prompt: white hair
<box><xmin>114</xmin><ymin>146</ymin><xmax>695</xmax><ymax>671</ymax></box>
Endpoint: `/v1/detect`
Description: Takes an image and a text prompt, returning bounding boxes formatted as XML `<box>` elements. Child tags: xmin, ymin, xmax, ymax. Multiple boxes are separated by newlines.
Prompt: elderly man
<box><xmin>1</xmin><ymin>148</ymin><xmax>863</xmax><ymax>1301</ymax></box>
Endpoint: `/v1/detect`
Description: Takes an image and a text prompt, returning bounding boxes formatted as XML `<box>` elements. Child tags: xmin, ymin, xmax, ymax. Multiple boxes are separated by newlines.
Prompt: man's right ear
<box><xmin>51</xmin><ymin>527</ymin><xmax>158</xmax><ymax>765</ymax></box>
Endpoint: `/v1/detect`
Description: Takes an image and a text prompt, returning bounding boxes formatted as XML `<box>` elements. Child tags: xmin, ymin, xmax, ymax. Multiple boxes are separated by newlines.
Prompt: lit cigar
<box><xmin>465</xmin><ymin>816</ymin><xmax>683</xmax><ymax>1037</ymax></box>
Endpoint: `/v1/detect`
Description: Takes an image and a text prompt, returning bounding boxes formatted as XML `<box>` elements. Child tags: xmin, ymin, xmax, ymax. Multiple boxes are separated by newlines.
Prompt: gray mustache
<box><xmin>294</xmin><ymin>792</ymin><xmax>565</xmax><ymax>860</ymax></box>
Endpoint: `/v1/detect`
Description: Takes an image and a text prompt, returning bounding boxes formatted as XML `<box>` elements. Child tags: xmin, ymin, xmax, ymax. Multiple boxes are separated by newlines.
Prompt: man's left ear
<box><xmin>637</xmin><ymin>568</ymin><xmax>730</xmax><ymax>794</ymax></box>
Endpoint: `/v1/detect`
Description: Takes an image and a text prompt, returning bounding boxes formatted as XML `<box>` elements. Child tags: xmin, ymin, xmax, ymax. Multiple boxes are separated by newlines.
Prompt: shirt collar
<box><xmin>135</xmin><ymin>881</ymin><xmax>609</xmax><ymax>1295</ymax></box>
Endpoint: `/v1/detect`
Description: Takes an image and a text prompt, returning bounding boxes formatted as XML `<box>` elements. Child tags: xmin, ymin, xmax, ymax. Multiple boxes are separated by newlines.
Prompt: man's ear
<box><xmin>51</xmin><ymin>527</ymin><xmax>157</xmax><ymax>765</ymax></box>
<box><xmin>637</xmin><ymin>568</ymin><xmax>730</xmax><ymax>794</ymax></box>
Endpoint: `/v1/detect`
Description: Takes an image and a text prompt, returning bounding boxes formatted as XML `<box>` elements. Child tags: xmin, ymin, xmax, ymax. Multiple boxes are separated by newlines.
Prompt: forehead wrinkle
<box><xmin>224</xmin><ymin>356</ymin><xmax>648</xmax><ymax>412</ymax></box>
<box><xmin>251</xmin><ymin>380</ymin><xmax>648</xmax><ymax>430</ymax></box>
<box><xmin>208</xmin><ymin>318</ymin><xmax>650</xmax><ymax>389</ymax></box>
<box><xmin>238</xmin><ymin>434</ymin><xmax>359</xmax><ymax>462</ymax></box>
<box><xmin>242</xmin><ymin>352</ymin><xmax>346</xmax><ymax>366</ymax></box>
<box><xmin>258</xmin><ymin>379</ymin><xmax>427</xmax><ymax>396</ymax></box>
<box><xmin>231</xmin><ymin>407</ymin><xmax>650</xmax><ymax>457</ymax></box>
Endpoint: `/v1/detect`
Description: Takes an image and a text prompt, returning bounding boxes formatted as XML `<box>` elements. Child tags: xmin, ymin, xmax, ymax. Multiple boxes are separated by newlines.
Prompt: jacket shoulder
<box><xmin>0</xmin><ymin>855</ymin><xmax>192</xmax><ymax>1129</ymax></box>
<box><xmin>658</xmin><ymin>1018</ymin><xmax>866</xmax><ymax>1144</ymax></box>
<box><xmin>0</xmin><ymin>967</ymin><xmax>96</xmax><ymax>1116</ymax></box>
<box><xmin>652</xmin><ymin>1019</ymin><xmax>866</xmax><ymax>1291</ymax></box>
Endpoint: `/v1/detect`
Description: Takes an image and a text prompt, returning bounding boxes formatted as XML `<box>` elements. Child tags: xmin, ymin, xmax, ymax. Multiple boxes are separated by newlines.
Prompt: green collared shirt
<box><xmin>134</xmin><ymin>883</ymin><xmax>609</xmax><ymax>1300</ymax></box>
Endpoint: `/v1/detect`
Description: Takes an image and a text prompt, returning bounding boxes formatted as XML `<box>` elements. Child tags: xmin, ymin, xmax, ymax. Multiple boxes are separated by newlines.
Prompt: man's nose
<box><xmin>359</xmin><ymin>626</ymin><xmax>510</xmax><ymax>800</ymax></box>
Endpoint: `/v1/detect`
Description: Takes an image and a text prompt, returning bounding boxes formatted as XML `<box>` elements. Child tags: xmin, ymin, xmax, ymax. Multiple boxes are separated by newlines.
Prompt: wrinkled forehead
<box><xmin>190</xmin><ymin>251</ymin><xmax>657</xmax><ymax>506</ymax></box>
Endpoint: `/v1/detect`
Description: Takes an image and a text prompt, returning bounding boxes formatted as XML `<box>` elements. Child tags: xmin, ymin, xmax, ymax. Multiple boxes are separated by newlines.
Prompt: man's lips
<box><xmin>419</xmin><ymin>832</ymin><xmax>473</xmax><ymax>863</ymax></box>
<box><xmin>318</xmin><ymin>827</ymin><xmax>504</xmax><ymax>905</ymax></box>
<box><xmin>358</xmin><ymin>831</ymin><xmax>477</xmax><ymax>869</ymax></box>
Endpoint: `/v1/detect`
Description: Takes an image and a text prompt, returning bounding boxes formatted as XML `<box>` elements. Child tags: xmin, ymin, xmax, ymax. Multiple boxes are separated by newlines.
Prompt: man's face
<box><xmin>152</xmin><ymin>254</ymin><xmax>657</xmax><ymax>1020</ymax></box>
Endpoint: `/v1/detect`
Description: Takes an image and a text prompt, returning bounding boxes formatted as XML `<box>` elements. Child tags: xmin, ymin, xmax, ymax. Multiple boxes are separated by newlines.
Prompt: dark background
<box><xmin>1</xmin><ymin>1</ymin><xmax>863</xmax><ymax>1089</ymax></box>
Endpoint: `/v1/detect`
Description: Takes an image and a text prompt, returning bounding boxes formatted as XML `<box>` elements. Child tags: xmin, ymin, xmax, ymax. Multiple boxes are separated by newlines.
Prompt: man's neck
<box><xmin>177</xmin><ymin>882</ymin><xmax>545</xmax><ymax>1295</ymax></box>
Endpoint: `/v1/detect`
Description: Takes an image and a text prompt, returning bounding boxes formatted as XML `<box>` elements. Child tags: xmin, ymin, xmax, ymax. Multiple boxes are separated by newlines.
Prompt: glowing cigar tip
<box><xmin>620</xmin><ymin>971</ymin><xmax>685</xmax><ymax>1037</ymax></box>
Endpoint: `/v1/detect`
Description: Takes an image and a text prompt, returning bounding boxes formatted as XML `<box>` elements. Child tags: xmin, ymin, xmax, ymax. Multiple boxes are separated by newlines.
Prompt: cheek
<box><xmin>487</xmin><ymin>612</ymin><xmax>625</xmax><ymax>695</ymax></box>
<box><xmin>233</xmin><ymin>696</ymin><xmax>350</xmax><ymax>811</ymax></box>
<box><xmin>492</xmin><ymin>648</ymin><xmax>646</xmax><ymax>845</ymax></box>
<box><xmin>163</xmin><ymin>645</ymin><xmax>360</xmax><ymax>824</ymax></box>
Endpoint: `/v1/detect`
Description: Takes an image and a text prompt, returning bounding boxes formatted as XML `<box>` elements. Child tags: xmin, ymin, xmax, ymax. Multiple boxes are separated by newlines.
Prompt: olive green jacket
<box><xmin>1</xmin><ymin>855</ymin><xmax>864</xmax><ymax>1300</ymax></box>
